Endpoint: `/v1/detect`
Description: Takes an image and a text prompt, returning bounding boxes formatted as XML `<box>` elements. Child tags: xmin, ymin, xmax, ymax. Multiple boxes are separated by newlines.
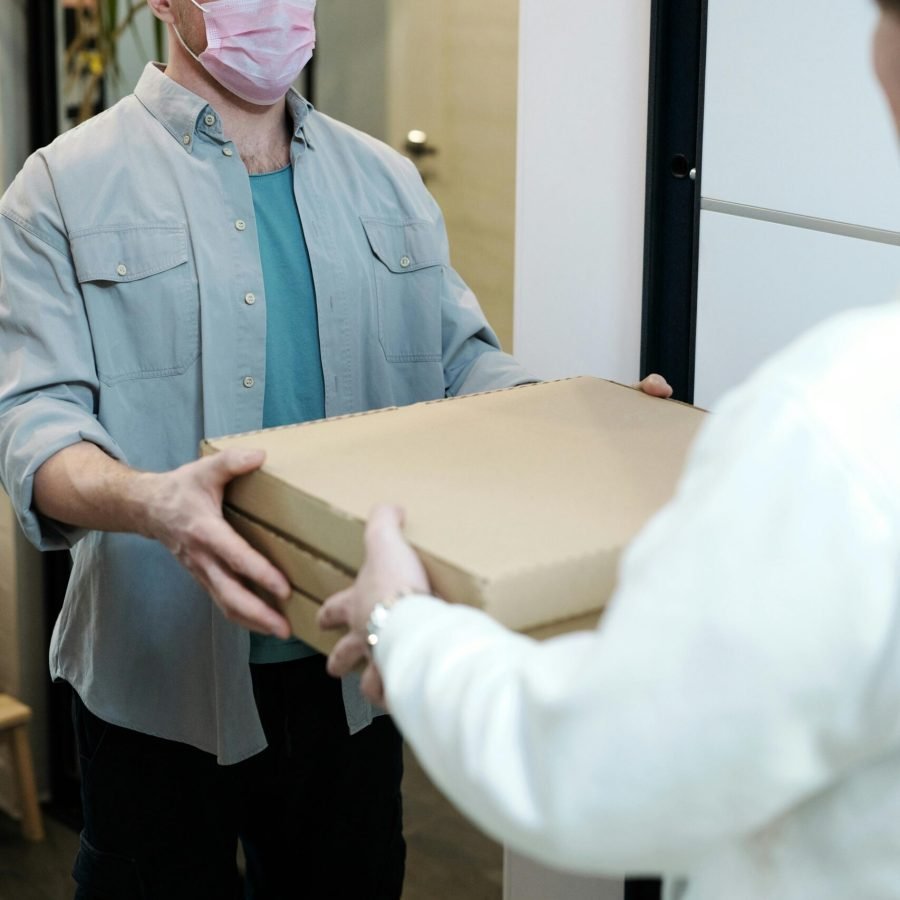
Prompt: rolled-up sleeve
<box><xmin>0</xmin><ymin>155</ymin><xmax>125</xmax><ymax>550</ymax></box>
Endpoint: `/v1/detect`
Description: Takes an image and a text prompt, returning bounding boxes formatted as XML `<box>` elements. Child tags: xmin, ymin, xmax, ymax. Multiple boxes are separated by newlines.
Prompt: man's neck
<box><xmin>164</xmin><ymin>54</ymin><xmax>293</xmax><ymax>174</ymax></box>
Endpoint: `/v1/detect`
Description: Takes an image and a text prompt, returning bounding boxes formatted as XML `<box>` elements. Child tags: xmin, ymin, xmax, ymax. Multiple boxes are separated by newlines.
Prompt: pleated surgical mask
<box><xmin>175</xmin><ymin>0</ymin><xmax>316</xmax><ymax>106</ymax></box>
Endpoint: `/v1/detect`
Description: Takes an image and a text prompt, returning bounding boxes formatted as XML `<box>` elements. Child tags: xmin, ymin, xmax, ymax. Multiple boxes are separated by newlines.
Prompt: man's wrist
<box><xmin>125</xmin><ymin>470</ymin><xmax>166</xmax><ymax>540</ymax></box>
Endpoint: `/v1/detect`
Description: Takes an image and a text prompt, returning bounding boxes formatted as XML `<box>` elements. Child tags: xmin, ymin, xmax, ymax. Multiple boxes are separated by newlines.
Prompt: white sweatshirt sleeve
<box><xmin>376</xmin><ymin>380</ymin><xmax>900</xmax><ymax>876</ymax></box>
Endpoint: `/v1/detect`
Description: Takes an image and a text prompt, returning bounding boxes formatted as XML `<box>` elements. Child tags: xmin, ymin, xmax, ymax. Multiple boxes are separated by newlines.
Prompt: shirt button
<box><xmin>243</xmin><ymin>376</ymin><xmax>255</xmax><ymax>389</ymax></box>
<box><xmin>235</xmin><ymin>219</ymin><xmax>247</xmax><ymax>231</ymax></box>
<box><xmin>223</xmin><ymin>147</ymin><xmax>234</xmax><ymax>157</ymax></box>
<box><xmin>116</xmin><ymin>263</ymin><xmax>128</xmax><ymax>277</ymax></box>
<box><xmin>204</xmin><ymin>113</ymin><xmax>216</xmax><ymax>126</ymax></box>
<box><xmin>244</xmin><ymin>292</ymin><xmax>257</xmax><ymax>305</ymax></box>
<box><xmin>399</xmin><ymin>255</ymin><xmax>411</xmax><ymax>269</ymax></box>
<box><xmin>182</xmin><ymin>134</ymin><xmax>192</xmax><ymax>146</ymax></box>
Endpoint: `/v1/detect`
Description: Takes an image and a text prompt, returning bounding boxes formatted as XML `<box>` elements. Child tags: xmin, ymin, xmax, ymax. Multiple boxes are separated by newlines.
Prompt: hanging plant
<box><xmin>63</xmin><ymin>0</ymin><xmax>166</xmax><ymax>124</ymax></box>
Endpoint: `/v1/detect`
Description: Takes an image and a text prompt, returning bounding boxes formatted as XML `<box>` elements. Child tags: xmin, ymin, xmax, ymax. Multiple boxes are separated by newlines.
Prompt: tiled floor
<box><xmin>0</xmin><ymin>745</ymin><xmax>502</xmax><ymax>900</ymax></box>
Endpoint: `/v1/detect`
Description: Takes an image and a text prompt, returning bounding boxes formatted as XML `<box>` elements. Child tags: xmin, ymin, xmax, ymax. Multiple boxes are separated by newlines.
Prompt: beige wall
<box><xmin>0</xmin><ymin>0</ymin><xmax>47</xmax><ymax>817</ymax></box>
<box><xmin>0</xmin><ymin>492</ymin><xmax>49</xmax><ymax>815</ymax></box>
<box><xmin>0</xmin><ymin>0</ymin><xmax>30</xmax><ymax>191</ymax></box>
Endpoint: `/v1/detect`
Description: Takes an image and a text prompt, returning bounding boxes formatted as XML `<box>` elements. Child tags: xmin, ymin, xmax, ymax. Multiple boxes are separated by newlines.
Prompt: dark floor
<box><xmin>0</xmin><ymin>745</ymin><xmax>502</xmax><ymax>900</ymax></box>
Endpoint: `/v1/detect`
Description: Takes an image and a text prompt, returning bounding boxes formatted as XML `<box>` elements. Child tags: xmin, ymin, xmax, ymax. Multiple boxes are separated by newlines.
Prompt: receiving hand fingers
<box><xmin>364</xmin><ymin>505</ymin><xmax>406</xmax><ymax>555</ymax></box>
<box><xmin>318</xmin><ymin>588</ymin><xmax>354</xmax><ymax>630</ymax></box>
<box><xmin>326</xmin><ymin>631</ymin><xmax>370</xmax><ymax>678</ymax></box>
<box><xmin>360</xmin><ymin>664</ymin><xmax>386</xmax><ymax>707</ymax></box>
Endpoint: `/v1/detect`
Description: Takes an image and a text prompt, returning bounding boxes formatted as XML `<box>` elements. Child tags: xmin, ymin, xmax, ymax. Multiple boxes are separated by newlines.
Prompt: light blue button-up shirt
<box><xmin>0</xmin><ymin>64</ymin><xmax>533</xmax><ymax>764</ymax></box>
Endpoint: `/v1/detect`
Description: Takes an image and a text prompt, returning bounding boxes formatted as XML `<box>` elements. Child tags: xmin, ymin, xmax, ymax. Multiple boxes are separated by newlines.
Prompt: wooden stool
<box><xmin>0</xmin><ymin>694</ymin><xmax>45</xmax><ymax>841</ymax></box>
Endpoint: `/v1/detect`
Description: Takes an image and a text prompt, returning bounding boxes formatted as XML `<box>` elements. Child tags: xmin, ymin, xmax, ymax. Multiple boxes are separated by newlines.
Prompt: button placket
<box><xmin>216</xmin><ymin>147</ymin><xmax>265</xmax><ymax>431</ymax></box>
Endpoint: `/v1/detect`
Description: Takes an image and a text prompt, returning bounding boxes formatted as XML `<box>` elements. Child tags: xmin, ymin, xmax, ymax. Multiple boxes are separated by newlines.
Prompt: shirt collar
<box><xmin>133</xmin><ymin>63</ymin><xmax>315</xmax><ymax>153</ymax></box>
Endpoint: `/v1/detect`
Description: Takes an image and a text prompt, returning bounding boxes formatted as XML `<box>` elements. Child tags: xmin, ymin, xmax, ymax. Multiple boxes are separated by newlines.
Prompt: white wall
<box><xmin>507</xmin><ymin>1</ymin><xmax>652</xmax><ymax>894</ymax></box>
<box><xmin>514</xmin><ymin>0</ymin><xmax>652</xmax><ymax>384</ymax></box>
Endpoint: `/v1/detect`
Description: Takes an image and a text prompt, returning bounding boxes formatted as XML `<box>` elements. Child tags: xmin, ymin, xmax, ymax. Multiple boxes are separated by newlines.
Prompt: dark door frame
<box><xmin>27</xmin><ymin>0</ymin><xmax>84</xmax><ymax>827</ymax></box>
<box><xmin>640</xmin><ymin>0</ymin><xmax>709</xmax><ymax>406</ymax></box>
<box><xmin>627</xmin><ymin>3</ymin><xmax>709</xmax><ymax>897</ymax></box>
<box><xmin>27</xmin><ymin>0</ymin><xmax>60</xmax><ymax>153</ymax></box>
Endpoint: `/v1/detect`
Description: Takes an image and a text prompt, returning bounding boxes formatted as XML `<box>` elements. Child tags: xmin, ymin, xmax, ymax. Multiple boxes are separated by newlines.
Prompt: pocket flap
<box><xmin>360</xmin><ymin>217</ymin><xmax>444</xmax><ymax>273</ymax></box>
<box><xmin>71</xmin><ymin>225</ymin><xmax>188</xmax><ymax>283</ymax></box>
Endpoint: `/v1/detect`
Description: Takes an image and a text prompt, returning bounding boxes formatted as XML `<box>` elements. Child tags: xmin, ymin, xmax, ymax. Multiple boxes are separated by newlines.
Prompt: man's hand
<box><xmin>634</xmin><ymin>373</ymin><xmax>674</xmax><ymax>398</ymax></box>
<box><xmin>138</xmin><ymin>449</ymin><xmax>292</xmax><ymax>638</ymax></box>
<box><xmin>319</xmin><ymin>505</ymin><xmax>431</xmax><ymax>705</ymax></box>
<box><xmin>34</xmin><ymin>441</ymin><xmax>292</xmax><ymax>637</ymax></box>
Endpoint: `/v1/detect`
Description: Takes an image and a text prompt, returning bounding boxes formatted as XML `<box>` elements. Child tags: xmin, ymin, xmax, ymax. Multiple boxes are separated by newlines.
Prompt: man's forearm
<box><xmin>33</xmin><ymin>441</ymin><xmax>155</xmax><ymax>536</ymax></box>
<box><xmin>33</xmin><ymin>440</ymin><xmax>293</xmax><ymax>637</ymax></box>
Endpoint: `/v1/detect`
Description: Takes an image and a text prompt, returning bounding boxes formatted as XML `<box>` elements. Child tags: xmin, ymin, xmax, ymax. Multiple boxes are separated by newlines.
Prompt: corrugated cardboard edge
<box><xmin>284</xmin><ymin>587</ymin><xmax>343</xmax><ymax>656</ymax></box>
<box><xmin>281</xmin><ymin>577</ymin><xmax>602</xmax><ymax>654</ymax></box>
<box><xmin>200</xmin><ymin>378</ymin><xmax>705</xmax><ymax>452</ymax></box>
<box><xmin>228</xmin><ymin>504</ymin><xmax>614</xmax><ymax>638</ymax></box>
<box><xmin>221</xmin><ymin>467</ymin><xmax>497</xmax><ymax>607</ymax></box>
<box><xmin>226</xmin><ymin>507</ymin><xmax>354</xmax><ymax>599</ymax></box>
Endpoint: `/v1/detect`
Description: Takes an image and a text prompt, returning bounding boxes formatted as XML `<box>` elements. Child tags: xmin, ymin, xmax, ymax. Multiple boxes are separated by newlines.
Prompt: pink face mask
<box><xmin>176</xmin><ymin>0</ymin><xmax>317</xmax><ymax>106</ymax></box>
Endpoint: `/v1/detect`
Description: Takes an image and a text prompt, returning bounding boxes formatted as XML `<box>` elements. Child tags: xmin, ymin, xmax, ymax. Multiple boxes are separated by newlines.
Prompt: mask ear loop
<box><xmin>170</xmin><ymin>0</ymin><xmax>207</xmax><ymax>63</ymax></box>
<box><xmin>171</xmin><ymin>22</ymin><xmax>205</xmax><ymax>64</ymax></box>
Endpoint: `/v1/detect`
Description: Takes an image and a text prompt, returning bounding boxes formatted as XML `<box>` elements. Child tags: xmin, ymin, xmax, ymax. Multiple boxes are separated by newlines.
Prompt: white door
<box><xmin>694</xmin><ymin>0</ymin><xmax>900</xmax><ymax>409</ymax></box>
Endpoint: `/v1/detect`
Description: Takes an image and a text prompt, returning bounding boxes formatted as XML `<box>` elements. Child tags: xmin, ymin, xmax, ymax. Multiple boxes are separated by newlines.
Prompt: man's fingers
<box><xmin>202</xmin><ymin>517</ymin><xmax>291</xmax><ymax>602</ymax></box>
<box><xmin>205</xmin><ymin>447</ymin><xmax>267</xmax><ymax>483</ymax></box>
<box><xmin>318</xmin><ymin>588</ymin><xmax>353</xmax><ymax>629</ymax></box>
<box><xmin>206</xmin><ymin>561</ymin><xmax>291</xmax><ymax>638</ymax></box>
<box><xmin>326</xmin><ymin>632</ymin><xmax>370</xmax><ymax>678</ymax></box>
<box><xmin>635</xmin><ymin>373</ymin><xmax>674</xmax><ymax>399</ymax></box>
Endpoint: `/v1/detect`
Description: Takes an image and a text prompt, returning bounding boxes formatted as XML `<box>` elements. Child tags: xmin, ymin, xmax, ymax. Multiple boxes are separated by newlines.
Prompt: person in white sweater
<box><xmin>319</xmin><ymin>4</ymin><xmax>900</xmax><ymax>897</ymax></box>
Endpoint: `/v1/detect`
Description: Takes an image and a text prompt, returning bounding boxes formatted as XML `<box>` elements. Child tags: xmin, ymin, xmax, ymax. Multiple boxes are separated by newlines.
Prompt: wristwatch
<box><xmin>366</xmin><ymin>588</ymin><xmax>417</xmax><ymax>650</ymax></box>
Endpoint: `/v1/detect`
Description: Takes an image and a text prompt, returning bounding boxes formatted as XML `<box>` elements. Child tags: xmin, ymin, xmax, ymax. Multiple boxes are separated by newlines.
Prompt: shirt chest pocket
<box><xmin>71</xmin><ymin>224</ymin><xmax>200</xmax><ymax>385</ymax></box>
<box><xmin>361</xmin><ymin>217</ymin><xmax>443</xmax><ymax>362</ymax></box>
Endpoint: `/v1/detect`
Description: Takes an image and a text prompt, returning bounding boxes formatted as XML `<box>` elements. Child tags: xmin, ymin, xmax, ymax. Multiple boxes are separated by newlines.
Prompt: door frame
<box><xmin>640</xmin><ymin>0</ymin><xmax>709</xmax><ymax>404</ymax></box>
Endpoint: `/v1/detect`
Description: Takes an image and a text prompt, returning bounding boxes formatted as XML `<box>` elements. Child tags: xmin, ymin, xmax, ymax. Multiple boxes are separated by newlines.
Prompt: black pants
<box><xmin>72</xmin><ymin>656</ymin><xmax>405</xmax><ymax>900</ymax></box>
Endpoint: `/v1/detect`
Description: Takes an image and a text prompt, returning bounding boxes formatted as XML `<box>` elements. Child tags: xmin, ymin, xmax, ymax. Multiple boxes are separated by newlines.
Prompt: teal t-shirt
<box><xmin>248</xmin><ymin>165</ymin><xmax>325</xmax><ymax>664</ymax></box>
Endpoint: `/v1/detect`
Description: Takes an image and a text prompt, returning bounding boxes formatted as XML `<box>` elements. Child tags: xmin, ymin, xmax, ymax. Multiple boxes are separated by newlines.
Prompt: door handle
<box><xmin>405</xmin><ymin>130</ymin><xmax>439</xmax><ymax>159</ymax></box>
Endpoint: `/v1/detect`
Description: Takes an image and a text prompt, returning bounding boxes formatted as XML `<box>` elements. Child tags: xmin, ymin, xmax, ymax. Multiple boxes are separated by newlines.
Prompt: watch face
<box><xmin>366</xmin><ymin>601</ymin><xmax>393</xmax><ymax>648</ymax></box>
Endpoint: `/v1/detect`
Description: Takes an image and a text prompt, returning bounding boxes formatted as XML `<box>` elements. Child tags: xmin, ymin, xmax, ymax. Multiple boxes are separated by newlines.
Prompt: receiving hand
<box><xmin>634</xmin><ymin>373</ymin><xmax>674</xmax><ymax>398</ymax></box>
<box><xmin>140</xmin><ymin>449</ymin><xmax>292</xmax><ymax>638</ymax></box>
<box><xmin>319</xmin><ymin>505</ymin><xmax>431</xmax><ymax>705</ymax></box>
